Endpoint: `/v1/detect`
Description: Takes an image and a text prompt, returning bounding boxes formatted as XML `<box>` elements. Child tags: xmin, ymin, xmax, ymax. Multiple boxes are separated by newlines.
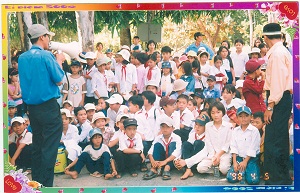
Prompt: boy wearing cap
<box><xmin>65</xmin><ymin>128</ymin><xmax>115</xmax><ymax>180</ymax></box>
<box><xmin>91</xmin><ymin>112</ymin><xmax>114</xmax><ymax>145</ymax></box>
<box><xmin>9</xmin><ymin>117</ymin><xmax>32</xmax><ymax>171</ymax></box>
<box><xmin>8</xmin><ymin>100</ymin><xmax>17</xmax><ymax>132</ymax></box>
<box><xmin>114</xmin><ymin>118</ymin><xmax>145</xmax><ymax>178</ymax></box>
<box><xmin>227</xmin><ymin>106</ymin><xmax>260</xmax><ymax>185</ymax></box>
<box><xmin>92</xmin><ymin>57</ymin><xmax>110</xmax><ymax>100</ymax></box>
<box><xmin>83</xmin><ymin>52</ymin><xmax>98</xmax><ymax>104</ymax></box>
<box><xmin>62</xmin><ymin>60</ymin><xmax>87</xmax><ymax>107</ymax></box>
<box><xmin>115</xmin><ymin>49</ymin><xmax>138</xmax><ymax>95</ymax></box>
<box><xmin>106</xmin><ymin>93</ymin><xmax>129</xmax><ymax>130</ymax></box>
<box><xmin>176</xmin><ymin>114</ymin><xmax>210</xmax><ymax>180</ymax></box>
<box><xmin>170</xmin><ymin>79</ymin><xmax>189</xmax><ymax>100</ymax></box>
<box><xmin>84</xmin><ymin>103</ymin><xmax>96</xmax><ymax>123</ymax></box>
<box><xmin>158</xmin><ymin>46</ymin><xmax>178</xmax><ymax>75</ymax></box>
<box><xmin>242</xmin><ymin>59</ymin><xmax>266</xmax><ymax>114</ymax></box>
<box><xmin>203</xmin><ymin>75</ymin><xmax>221</xmax><ymax>99</ymax></box>
<box><xmin>143</xmin><ymin>115</ymin><xmax>182</xmax><ymax>180</ymax></box>
<box><xmin>159</xmin><ymin>96</ymin><xmax>180</xmax><ymax>130</ymax></box>
<box><xmin>160</xmin><ymin>61</ymin><xmax>175</xmax><ymax>97</ymax></box>
<box><xmin>146</xmin><ymin>80</ymin><xmax>161</xmax><ymax>109</ymax></box>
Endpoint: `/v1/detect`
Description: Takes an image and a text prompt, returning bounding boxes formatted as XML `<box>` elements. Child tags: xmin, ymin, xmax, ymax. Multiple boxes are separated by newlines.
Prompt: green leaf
<box><xmin>286</xmin><ymin>27</ymin><xmax>297</xmax><ymax>41</ymax></box>
<box><xmin>4</xmin><ymin>161</ymin><xmax>16</xmax><ymax>174</ymax></box>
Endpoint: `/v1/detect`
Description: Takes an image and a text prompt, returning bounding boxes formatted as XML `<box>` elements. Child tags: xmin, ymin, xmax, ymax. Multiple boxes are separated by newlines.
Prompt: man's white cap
<box><xmin>116</xmin><ymin>113</ymin><xmax>129</xmax><ymax>123</ymax></box>
<box><xmin>11</xmin><ymin>117</ymin><xmax>25</xmax><ymax>125</ymax></box>
<box><xmin>160</xmin><ymin>115</ymin><xmax>174</xmax><ymax>127</ymax></box>
<box><xmin>63</xmin><ymin>100</ymin><xmax>73</xmax><ymax>107</ymax></box>
<box><xmin>116</xmin><ymin>49</ymin><xmax>130</xmax><ymax>62</ymax></box>
<box><xmin>28</xmin><ymin>24</ymin><xmax>55</xmax><ymax>39</ymax></box>
<box><xmin>84</xmin><ymin>103</ymin><xmax>96</xmax><ymax>111</ymax></box>
<box><xmin>85</xmin><ymin>52</ymin><xmax>96</xmax><ymax>59</ymax></box>
<box><xmin>106</xmin><ymin>93</ymin><xmax>124</xmax><ymax>104</ymax></box>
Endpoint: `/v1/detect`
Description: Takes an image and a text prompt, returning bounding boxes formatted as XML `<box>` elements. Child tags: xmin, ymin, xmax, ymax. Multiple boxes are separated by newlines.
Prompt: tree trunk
<box><xmin>119</xmin><ymin>25</ymin><xmax>131</xmax><ymax>47</ymax></box>
<box><xmin>75</xmin><ymin>11</ymin><xmax>95</xmax><ymax>52</ymax></box>
<box><xmin>248</xmin><ymin>10</ymin><xmax>253</xmax><ymax>47</ymax></box>
<box><xmin>36</xmin><ymin>12</ymin><xmax>49</xmax><ymax>29</ymax></box>
<box><xmin>17</xmin><ymin>12</ymin><xmax>32</xmax><ymax>51</ymax></box>
<box><xmin>197</xmin><ymin>19</ymin><xmax>215</xmax><ymax>51</ymax></box>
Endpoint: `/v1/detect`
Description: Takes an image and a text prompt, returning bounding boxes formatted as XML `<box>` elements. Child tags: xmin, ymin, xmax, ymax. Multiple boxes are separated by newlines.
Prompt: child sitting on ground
<box><xmin>203</xmin><ymin>75</ymin><xmax>221</xmax><ymax>99</ymax></box>
<box><xmin>175</xmin><ymin>114</ymin><xmax>210</xmax><ymax>180</ymax></box>
<box><xmin>114</xmin><ymin>118</ymin><xmax>145</xmax><ymax>178</ymax></box>
<box><xmin>65</xmin><ymin>128</ymin><xmax>116</xmax><ymax>180</ymax></box>
<box><xmin>9</xmin><ymin>117</ymin><xmax>32</xmax><ymax>172</ymax></box>
<box><xmin>143</xmin><ymin>115</ymin><xmax>182</xmax><ymax>180</ymax></box>
<box><xmin>60</xmin><ymin>109</ymin><xmax>81</xmax><ymax>166</ymax></box>
<box><xmin>91</xmin><ymin>112</ymin><xmax>114</xmax><ymax>145</ymax></box>
<box><xmin>170</xmin><ymin>79</ymin><xmax>189</xmax><ymax>100</ymax></box>
<box><xmin>187</xmin><ymin>97</ymin><xmax>199</xmax><ymax>119</ymax></box>
<box><xmin>84</xmin><ymin>103</ymin><xmax>96</xmax><ymax>123</ymax></box>
<box><xmin>227</xmin><ymin>106</ymin><xmax>260</xmax><ymax>185</ymax></box>
<box><xmin>74</xmin><ymin>107</ymin><xmax>93</xmax><ymax>150</ymax></box>
<box><xmin>95</xmin><ymin>97</ymin><xmax>109</xmax><ymax>116</ymax></box>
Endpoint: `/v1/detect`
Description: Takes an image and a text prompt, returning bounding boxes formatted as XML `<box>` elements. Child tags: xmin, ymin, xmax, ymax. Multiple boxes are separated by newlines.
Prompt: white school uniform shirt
<box><xmin>107</xmin><ymin>105</ymin><xmax>129</xmax><ymax>130</ymax></box>
<box><xmin>105</xmin><ymin>69</ymin><xmax>116</xmax><ymax>91</ymax></box>
<box><xmin>142</xmin><ymin>106</ymin><xmax>161</xmax><ymax>141</ymax></box>
<box><xmin>222</xmin><ymin>58</ymin><xmax>231</xmax><ymax>71</ymax></box>
<box><xmin>230</xmin><ymin>51</ymin><xmax>249</xmax><ymax>77</ymax></box>
<box><xmin>77</xmin><ymin>120</ymin><xmax>93</xmax><ymax>143</ymax></box>
<box><xmin>91</xmin><ymin>70</ymin><xmax>109</xmax><ymax>99</ymax></box>
<box><xmin>160</xmin><ymin>74</ymin><xmax>174</xmax><ymax>96</ymax></box>
<box><xmin>200</xmin><ymin>63</ymin><xmax>211</xmax><ymax>88</ymax></box>
<box><xmin>154</xmin><ymin>95</ymin><xmax>161</xmax><ymax>109</ymax></box>
<box><xmin>130</xmin><ymin>44</ymin><xmax>142</xmax><ymax>51</ymax></box>
<box><xmin>83</xmin><ymin>65</ymin><xmax>98</xmax><ymax>97</ymax></box>
<box><xmin>179</xmin><ymin>108</ymin><xmax>194</xmax><ymax>128</ymax></box>
<box><xmin>205</xmin><ymin>121</ymin><xmax>233</xmax><ymax>158</ymax></box>
<box><xmin>158</xmin><ymin>60</ymin><xmax>178</xmax><ymax>75</ymax></box>
<box><xmin>230</xmin><ymin>124</ymin><xmax>261</xmax><ymax>158</ymax></box>
<box><xmin>144</xmin><ymin>66</ymin><xmax>161</xmax><ymax>87</ymax></box>
<box><xmin>187</xmin><ymin>131</ymin><xmax>205</xmax><ymax>144</ymax></box>
<box><xmin>221</xmin><ymin>98</ymin><xmax>246</xmax><ymax>122</ymax></box>
<box><xmin>9</xmin><ymin>129</ymin><xmax>32</xmax><ymax>145</ymax></box>
<box><xmin>115</xmin><ymin>63</ymin><xmax>138</xmax><ymax>94</ymax></box>
<box><xmin>83</xmin><ymin>144</ymin><xmax>112</xmax><ymax>161</ymax></box>
<box><xmin>110</xmin><ymin>129</ymin><xmax>125</xmax><ymax>142</ymax></box>
<box><xmin>148</xmin><ymin>133</ymin><xmax>182</xmax><ymax>159</ymax></box>
<box><xmin>62</xmin><ymin>124</ymin><xmax>82</xmax><ymax>161</ymax></box>
<box><xmin>185</xmin><ymin>145</ymin><xmax>208</xmax><ymax>169</ymax></box>
<box><xmin>119</xmin><ymin>133</ymin><xmax>144</xmax><ymax>152</ymax></box>
<box><xmin>210</xmin><ymin>65</ymin><xmax>228</xmax><ymax>93</ymax></box>
<box><xmin>129</xmin><ymin>109</ymin><xmax>146</xmax><ymax>138</ymax></box>
<box><xmin>61</xmin><ymin>124</ymin><xmax>80</xmax><ymax>143</ymax></box>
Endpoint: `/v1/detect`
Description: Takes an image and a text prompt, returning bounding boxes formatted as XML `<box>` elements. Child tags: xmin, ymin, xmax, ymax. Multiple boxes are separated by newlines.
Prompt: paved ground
<box><xmin>27</xmin><ymin>163</ymin><xmax>267</xmax><ymax>187</ymax></box>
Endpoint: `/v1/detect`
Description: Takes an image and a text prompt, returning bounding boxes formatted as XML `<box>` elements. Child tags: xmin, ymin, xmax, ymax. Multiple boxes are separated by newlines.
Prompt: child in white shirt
<box><xmin>145</xmin><ymin>53</ymin><xmax>161</xmax><ymax>87</ymax></box>
<box><xmin>160</xmin><ymin>61</ymin><xmax>175</xmax><ymax>97</ymax></box>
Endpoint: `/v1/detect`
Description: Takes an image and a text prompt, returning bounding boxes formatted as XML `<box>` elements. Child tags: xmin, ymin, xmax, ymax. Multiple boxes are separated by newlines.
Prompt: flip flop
<box><xmin>140</xmin><ymin>162</ymin><xmax>148</xmax><ymax>172</ymax></box>
<box><xmin>143</xmin><ymin>170</ymin><xmax>158</xmax><ymax>180</ymax></box>
<box><xmin>162</xmin><ymin>170</ymin><xmax>171</xmax><ymax>180</ymax></box>
<box><xmin>129</xmin><ymin>169</ymin><xmax>138</xmax><ymax>177</ymax></box>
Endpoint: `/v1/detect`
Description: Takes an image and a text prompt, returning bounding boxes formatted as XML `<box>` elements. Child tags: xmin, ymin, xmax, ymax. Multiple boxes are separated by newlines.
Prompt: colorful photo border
<box><xmin>2</xmin><ymin>2</ymin><xmax>299</xmax><ymax>193</ymax></box>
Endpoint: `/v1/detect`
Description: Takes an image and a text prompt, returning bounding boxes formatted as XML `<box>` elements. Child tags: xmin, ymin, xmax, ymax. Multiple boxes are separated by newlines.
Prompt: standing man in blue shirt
<box><xmin>18</xmin><ymin>24</ymin><xmax>65</xmax><ymax>187</ymax></box>
<box><xmin>185</xmin><ymin>32</ymin><xmax>214</xmax><ymax>60</ymax></box>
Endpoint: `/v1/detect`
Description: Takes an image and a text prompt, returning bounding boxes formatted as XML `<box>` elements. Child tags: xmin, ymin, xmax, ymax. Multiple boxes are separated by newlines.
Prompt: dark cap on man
<box><xmin>123</xmin><ymin>118</ymin><xmax>138</xmax><ymax>128</ymax></box>
<box><xmin>245</xmin><ymin>59</ymin><xmax>265</xmax><ymax>73</ymax></box>
<box><xmin>262</xmin><ymin>23</ymin><xmax>282</xmax><ymax>36</ymax></box>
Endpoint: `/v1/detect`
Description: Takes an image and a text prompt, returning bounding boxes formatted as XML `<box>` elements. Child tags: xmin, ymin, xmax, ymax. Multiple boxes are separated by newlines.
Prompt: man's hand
<box><xmin>55</xmin><ymin>53</ymin><xmax>65</xmax><ymax>67</ymax></box>
<box><xmin>264</xmin><ymin>110</ymin><xmax>273</xmax><ymax>124</ymax></box>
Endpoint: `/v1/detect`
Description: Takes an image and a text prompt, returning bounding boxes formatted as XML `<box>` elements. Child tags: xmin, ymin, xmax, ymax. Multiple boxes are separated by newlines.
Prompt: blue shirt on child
<box><xmin>203</xmin><ymin>86</ymin><xmax>221</xmax><ymax>99</ymax></box>
<box><xmin>180</xmin><ymin>75</ymin><xmax>195</xmax><ymax>94</ymax></box>
<box><xmin>18</xmin><ymin>45</ymin><xmax>64</xmax><ymax>105</ymax></box>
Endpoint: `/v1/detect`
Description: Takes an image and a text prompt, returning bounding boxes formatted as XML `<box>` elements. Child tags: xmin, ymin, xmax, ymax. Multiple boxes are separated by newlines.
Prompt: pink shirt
<box><xmin>136</xmin><ymin>64</ymin><xmax>146</xmax><ymax>94</ymax></box>
<box><xmin>8</xmin><ymin>84</ymin><xmax>23</xmax><ymax>105</ymax></box>
<box><xmin>263</xmin><ymin>42</ymin><xmax>292</xmax><ymax>105</ymax></box>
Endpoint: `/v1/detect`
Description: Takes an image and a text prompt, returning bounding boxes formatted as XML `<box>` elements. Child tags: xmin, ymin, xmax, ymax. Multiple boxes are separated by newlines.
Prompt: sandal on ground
<box><xmin>143</xmin><ymin>170</ymin><xmax>158</xmax><ymax>180</ymax></box>
<box><xmin>130</xmin><ymin>169</ymin><xmax>138</xmax><ymax>177</ymax></box>
<box><xmin>162</xmin><ymin>170</ymin><xmax>171</xmax><ymax>180</ymax></box>
<box><xmin>140</xmin><ymin>162</ymin><xmax>148</xmax><ymax>172</ymax></box>
<box><xmin>90</xmin><ymin>171</ymin><xmax>103</xmax><ymax>178</ymax></box>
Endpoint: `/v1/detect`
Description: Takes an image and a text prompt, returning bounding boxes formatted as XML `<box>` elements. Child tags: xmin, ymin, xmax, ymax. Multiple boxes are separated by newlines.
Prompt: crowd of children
<box><xmin>7</xmin><ymin>33</ymin><xmax>294</xmax><ymax>184</ymax></box>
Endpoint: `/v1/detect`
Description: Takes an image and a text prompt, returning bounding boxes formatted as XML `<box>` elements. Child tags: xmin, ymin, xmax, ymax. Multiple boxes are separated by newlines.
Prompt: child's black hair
<box><xmin>235</xmin><ymin>89</ymin><xmax>241</xmax><ymax>99</ymax></box>
<box><xmin>192</xmin><ymin>59</ymin><xmax>201</xmax><ymax>75</ymax></box>
<box><xmin>203</xmin><ymin>98</ymin><xmax>217</xmax><ymax>109</ymax></box>
<box><xmin>234</xmin><ymin>38</ymin><xmax>244</xmax><ymax>45</ymax></box>
<box><xmin>161</xmin><ymin>46</ymin><xmax>172</xmax><ymax>54</ymax></box>
<box><xmin>8</xmin><ymin>68</ymin><xmax>18</xmax><ymax>83</ymax></box>
<box><xmin>222</xmin><ymin>84</ymin><xmax>236</xmax><ymax>94</ymax></box>
<box><xmin>177</xmin><ymin>94</ymin><xmax>189</xmax><ymax>103</ymax></box>
<box><xmin>253</xmin><ymin>112</ymin><xmax>265</xmax><ymax>123</ymax></box>
<box><xmin>221</xmin><ymin>40</ymin><xmax>231</xmax><ymax>49</ymax></box>
<box><xmin>74</xmin><ymin>106</ymin><xmax>86</xmax><ymax>116</ymax></box>
<box><xmin>182</xmin><ymin>61</ymin><xmax>193</xmax><ymax>76</ymax></box>
<box><xmin>213</xmin><ymin>55</ymin><xmax>223</xmax><ymax>63</ymax></box>
<box><xmin>258</xmin><ymin>43</ymin><xmax>267</xmax><ymax>49</ymax></box>
<box><xmin>200</xmin><ymin>108</ymin><xmax>208</xmax><ymax>114</ymax></box>
<box><xmin>134</xmin><ymin>52</ymin><xmax>148</xmax><ymax>64</ymax></box>
<box><xmin>148</xmin><ymin>52</ymin><xmax>158</xmax><ymax>62</ymax></box>
<box><xmin>90</xmin><ymin>133</ymin><xmax>103</xmax><ymax>145</ymax></box>
<box><xmin>128</xmin><ymin>95</ymin><xmax>144</xmax><ymax>109</ymax></box>
<box><xmin>208</xmin><ymin>101</ymin><xmax>226</xmax><ymax>118</ymax></box>
<box><xmin>188</xmin><ymin>98</ymin><xmax>197</xmax><ymax>106</ymax></box>
<box><xmin>141</xmin><ymin>91</ymin><xmax>156</xmax><ymax>105</ymax></box>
